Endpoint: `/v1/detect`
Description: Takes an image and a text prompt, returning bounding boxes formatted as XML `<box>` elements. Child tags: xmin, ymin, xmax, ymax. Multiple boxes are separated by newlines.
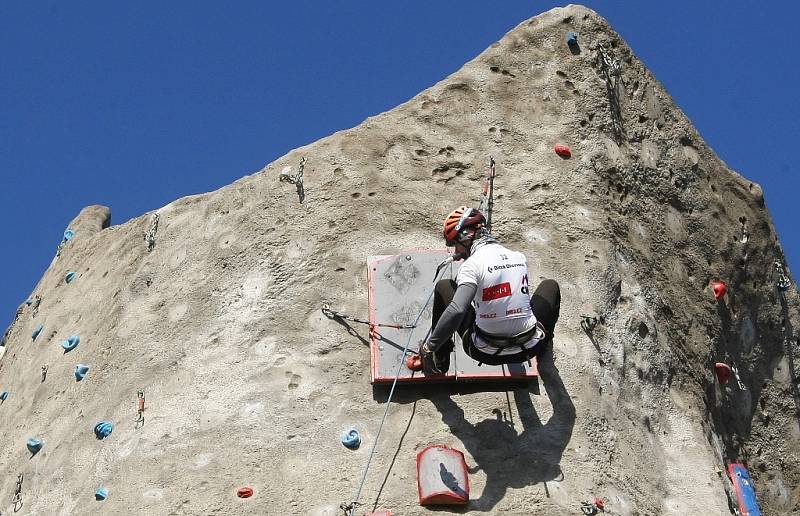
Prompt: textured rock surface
<box><xmin>1</xmin><ymin>5</ymin><xmax>798</xmax><ymax>515</ymax></box>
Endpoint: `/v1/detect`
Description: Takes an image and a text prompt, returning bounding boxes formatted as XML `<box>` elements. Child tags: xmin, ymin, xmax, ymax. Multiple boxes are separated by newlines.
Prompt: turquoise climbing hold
<box><xmin>567</xmin><ymin>31</ymin><xmax>578</xmax><ymax>46</ymax></box>
<box><xmin>25</xmin><ymin>298</ymin><xmax>34</xmax><ymax>306</ymax></box>
<box><xmin>62</xmin><ymin>335</ymin><xmax>80</xmax><ymax>352</ymax></box>
<box><xmin>341</xmin><ymin>428</ymin><xmax>361</xmax><ymax>450</ymax></box>
<box><xmin>95</xmin><ymin>487</ymin><xmax>108</xmax><ymax>501</ymax></box>
<box><xmin>63</xmin><ymin>229</ymin><xmax>75</xmax><ymax>241</ymax></box>
<box><xmin>65</xmin><ymin>271</ymin><xmax>77</xmax><ymax>283</ymax></box>
<box><xmin>0</xmin><ymin>391</ymin><xmax>8</xmax><ymax>401</ymax></box>
<box><xmin>94</xmin><ymin>421</ymin><xmax>113</xmax><ymax>439</ymax></box>
<box><xmin>32</xmin><ymin>324</ymin><xmax>43</xmax><ymax>340</ymax></box>
<box><xmin>75</xmin><ymin>364</ymin><xmax>90</xmax><ymax>381</ymax></box>
<box><xmin>26</xmin><ymin>438</ymin><xmax>43</xmax><ymax>455</ymax></box>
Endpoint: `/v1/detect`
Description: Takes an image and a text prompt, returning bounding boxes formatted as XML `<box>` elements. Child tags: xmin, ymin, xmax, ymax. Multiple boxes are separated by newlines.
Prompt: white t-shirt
<box><xmin>456</xmin><ymin>242</ymin><xmax>542</xmax><ymax>354</ymax></box>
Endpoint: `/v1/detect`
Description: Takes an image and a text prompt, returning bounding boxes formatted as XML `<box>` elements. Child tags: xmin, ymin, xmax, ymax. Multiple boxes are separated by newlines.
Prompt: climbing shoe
<box><xmin>421</xmin><ymin>344</ymin><xmax>450</xmax><ymax>375</ymax></box>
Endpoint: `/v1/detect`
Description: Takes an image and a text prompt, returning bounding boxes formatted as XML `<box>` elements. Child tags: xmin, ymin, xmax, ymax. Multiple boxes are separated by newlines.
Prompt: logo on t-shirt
<box><xmin>482</xmin><ymin>282</ymin><xmax>512</xmax><ymax>301</ymax></box>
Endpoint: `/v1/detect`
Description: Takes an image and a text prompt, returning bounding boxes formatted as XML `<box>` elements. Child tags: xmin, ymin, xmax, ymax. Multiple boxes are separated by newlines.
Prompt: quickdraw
<box><xmin>731</xmin><ymin>364</ymin><xmax>747</xmax><ymax>391</ymax></box>
<box><xmin>41</xmin><ymin>365</ymin><xmax>48</xmax><ymax>382</ymax></box>
<box><xmin>321</xmin><ymin>304</ymin><xmax>415</xmax><ymax>330</ymax></box>
<box><xmin>597</xmin><ymin>44</ymin><xmax>624</xmax><ymax>142</ymax></box>
<box><xmin>580</xmin><ymin>314</ymin><xmax>604</xmax><ymax>333</ymax></box>
<box><xmin>31</xmin><ymin>295</ymin><xmax>41</xmax><ymax>318</ymax></box>
<box><xmin>775</xmin><ymin>261</ymin><xmax>792</xmax><ymax>291</ymax></box>
<box><xmin>136</xmin><ymin>390</ymin><xmax>146</xmax><ymax>428</ymax></box>
<box><xmin>144</xmin><ymin>213</ymin><xmax>160</xmax><ymax>252</ymax></box>
<box><xmin>478</xmin><ymin>156</ymin><xmax>496</xmax><ymax>232</ymax></box>
<box><xmin>12</xmin><ymin>472</ymin><xmax>23</xmax><ymax>511</ymax></box>
<box><xmin>280</xmin><ymin>156</ymin><xmax>306</xmax><ymax>203</ymax></box>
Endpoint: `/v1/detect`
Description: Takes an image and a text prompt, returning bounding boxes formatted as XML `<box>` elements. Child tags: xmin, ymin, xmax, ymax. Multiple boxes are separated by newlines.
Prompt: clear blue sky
<box><xmin>2</xmin><ymin>2</ymin><xmax>797</xmax><ymax>328</ymax></box>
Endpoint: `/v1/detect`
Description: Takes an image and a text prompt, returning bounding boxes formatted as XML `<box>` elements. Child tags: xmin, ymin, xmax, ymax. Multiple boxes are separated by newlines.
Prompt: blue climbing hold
<box><xmin>75</xmin><ymin>364</ymin><xmax>90</xmax><ymax>381</ymax></box>
<box><xmin>95</xmin><ymin>487</ymin><xmax>108</xmax><ymax>501</ymax></box>
<box><xmin>32</xmin><ymin>324</ymin><xmax>44</xmax><ymax>340</ymax></box>
<box><xmin>63</xmin><ymin>229</ymin><xmax>75</xmax><ymax>241</ymax></box>
<box><xmin>26</xmin><ymin>438</ymin><xmax>43</xmax><ymax>455</ymax></box>
<box><xmin>0</xmin><ymin>391</ymin><xmax>8</xmax><ymax>402</ymax></box>
<box><xmin>341</xmin><ymin>428</ymin><xmax>361</xmax><ymax>450</ymax></box>
<box><xmin>94</xmin><ymin>421</ymin><xmax>113</xmax><ymax>439</ymax></box>
<box><xmin>65</xmin><ymin>271</ymin><xmax>77</xmax><ymax>283</ymax></box>
<box><xmin>62</xmin><ymin>335</ymin><xmax>80</xmax><ymax>352</ymax></box>
<box><xmin>25</xmin><ymin>298</ymin><xmax>34</xmax><ymax>306</ymax></box>
<box><xmin>567</xmin><ymin>31</ymin><xmax>578</xmax><ymax>46</ymax></box>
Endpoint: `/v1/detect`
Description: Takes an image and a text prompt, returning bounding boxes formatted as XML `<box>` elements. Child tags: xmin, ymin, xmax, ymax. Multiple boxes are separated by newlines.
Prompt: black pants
<box><xmin>432</xmin><ymin>278</ymin><xmax>561</xmax><ymax>366</ymax></box>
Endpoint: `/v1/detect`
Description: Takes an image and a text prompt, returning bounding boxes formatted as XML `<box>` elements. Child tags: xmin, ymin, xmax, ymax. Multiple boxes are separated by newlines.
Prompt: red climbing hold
<box><xmin>593</xmin><ymin>498</ymin><xmax>605</xmax><ymax>511</ymax></box>
<box><xmin>711</xmin><ymin>280</ymin><xmax>728</xmax><ymax>301</ymax></box>
<box><xmin>715</xmin><ymin>363</ymin><xmax>732</xmax><ymax>384</ymax></box>
<box><xmin>405</xmin><ymin>354</ymin><xmax>423</xmax><ymax>372</ymax></box>
<box><xmin>236</xmin><ymin>487</ymin><xmax>254</xmax><ymax>499</ymax></box>
<box><xmin>554</xmin><ymin>144</ymin><xmax>572</xmax><ymax>158</ymax></box>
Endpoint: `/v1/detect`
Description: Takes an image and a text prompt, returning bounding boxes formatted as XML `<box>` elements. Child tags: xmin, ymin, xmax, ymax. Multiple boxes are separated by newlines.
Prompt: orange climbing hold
<box><xmin>405</xmin><ymin>354</ymin><xmax>423</xmax><ymax>372</ymax></box>
<box><xmin>236</xmin><ymin>487</ymin><xmax>253</xmax><ymax>498</ymax></box>
<box><xmin>554</xmin><ymin>144</ymin><xmax>572</xmax><ymax>158</ymax></box>
<box><xmin>714</xmin><ymin>363</ymin><xmax>732</xmax><ymax>384</ymax></box>
<box><xmin>711</xmin><ymin>280</ymin><xmax>728</xmax><ymax>300</ymax></box>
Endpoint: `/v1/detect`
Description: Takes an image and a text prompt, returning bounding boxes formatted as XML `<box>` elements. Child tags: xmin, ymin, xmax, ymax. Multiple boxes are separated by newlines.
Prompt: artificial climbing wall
<box><xmin>1</xmin><ymin>5</ymin><xmax>798</xmax><ymax>515</ymax></box>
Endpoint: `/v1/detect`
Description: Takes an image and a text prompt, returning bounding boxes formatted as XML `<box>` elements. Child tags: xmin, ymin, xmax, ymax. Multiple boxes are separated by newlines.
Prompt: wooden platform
<box><xmin>367</xmin><ymin>249</ymin><xmax>538</xmax><ymax>384</ymax></box>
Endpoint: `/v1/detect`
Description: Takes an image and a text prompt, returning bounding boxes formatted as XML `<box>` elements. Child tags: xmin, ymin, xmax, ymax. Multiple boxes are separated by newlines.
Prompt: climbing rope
<box><xmin>144</xmin><ymin>213</ymin><xmax>159</xmax><ymax>252</ymax></box>
<box><xmin>12</xmin><ymin>472</ymin><xmax>23</xmax><ymax>510</ymax></box>
<box><xmin>321</xmin><ymin>304</ymin><xmax>416</xmax><ymax>330</ymax></box>
<box><xmin>597</xmin><ymin>44</ymin><xmax>624</xmax><ymax>142</ymax></box>
<box><xmin>340</xmin><ymin>269</ymin><xmax>444</xmax><ymax>516</ymax></box>
<box><xmin>279</xmin><ymin>156</ymin><xmax>306</xmax><ymax>203</ymax></box>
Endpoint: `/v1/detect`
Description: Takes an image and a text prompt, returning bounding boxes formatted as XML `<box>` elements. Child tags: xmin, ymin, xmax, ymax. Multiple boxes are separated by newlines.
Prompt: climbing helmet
<box><xmin>443</xmin><ymin>206</ymin><xmax>485</xmax><ymax>246</ymax></box>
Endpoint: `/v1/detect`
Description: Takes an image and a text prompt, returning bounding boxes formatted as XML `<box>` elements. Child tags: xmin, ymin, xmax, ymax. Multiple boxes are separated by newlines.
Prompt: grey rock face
<box><xmin>0</xmin><ymin>5</ymin><xmax>798</xmax><ymax>515</ymax></box>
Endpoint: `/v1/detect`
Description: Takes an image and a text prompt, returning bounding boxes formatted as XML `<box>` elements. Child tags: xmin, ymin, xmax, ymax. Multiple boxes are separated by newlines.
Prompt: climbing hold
<box><xmin>65</xmin><ymin>271</ymin><xmax>77</xmax><ymax>283</ymax></box>
<box><xmin>0</xmin><ymin>391</ymin><xmax>8</xmax><ymax>402</ymax></box>
<box><xmin>236</xmin><ymin>487</ymin><xmax>254</xmax><ymax>499</ymax></box>
<box><xmin>567</xmin><ymin>31</ymin><xmax>578</xmax><ymax>46</ymax></box>
<box><xmin>25</xmin><ymin>298</ymin><xmax>34</xmax><ymax>306</ymax></box>
<box><xmin>95</xmin><ymin>487</ymin><xmax>108</xmax><ymax>501</ymax></box>
<box><xmin>714</xmin><ymin>363</ymin><xmax>732</xmax><ymax>384</ymax></box>
<box><xmin>342</xmin><ymin>429</ymin><xmax>361</xmax><ymax>449</ymax></box>
<box><xmin>26</xmin><ymin>438</ymin><xmax>43</xmax><ymax>455</ymax></box>
<box><xmin>75</xmin><ymin>364</ymin><xmax>90</xmax><ymax>381</ymax></box>
<box><xmin>711</xmin><ymin>280</ymin><xmax>728</xmax><ymax>301</ymax></box>
<box><xmin>417</xmin><ymin>445</ymin><xmax>469</xmax><ymax>505</ymax></box>
<box><xmin>405</xmin><ymin>354</ymin><xmax>423</xmax><ymax>372</ymax></box>
<box><xmin>94</xmin><ymin>421</ymin><xmax>113</xmax><ymax>440</ymax></box>
<box><xmin>728</xmin><ymin>463</ymin><xmax>761</xmax><ymax>516</ymax></box>
<box><xmin>554</xmin><ymin>144</ymin><xmax>572</xmax><ymax>158</ymax></box>
<box><xmin>62</xmin><ymin>335</ymin><xmax>80</xmax><ymax>352</ymax></box>
<box><xmin>32</xmin><ymin>324</ymin><xmax>43</xmax><ymax>340</ymax></box>
<box><xmin>63</xmin><ymin>229</ymin><xmax>75</xmax><ymax>241</ymax></box>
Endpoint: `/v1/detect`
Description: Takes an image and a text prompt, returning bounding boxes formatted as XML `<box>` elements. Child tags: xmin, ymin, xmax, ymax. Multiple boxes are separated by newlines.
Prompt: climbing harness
<box><xmin>145</xmin><ymin>213</ymin><xmax>159</xmax><ymax>252</ymax></box>
<box><xmin>12</xmin><ymin>472</ymin><xmax>23</xmax><ymax>511</ymax></box>
<box><xmin>597</xmin><ymin>44</ymin><xmax>624</xmax><ymax>142</ymax></box>
<box><xmin>321</xmin><ymin>304</ymin><xmax>416</xmax><ymax>330</ymax></box>
<box><xmin>41</xmin><ymin>365</ymin><xmax>48</xmax><ymax>382</ymax></box>
<box><xmin>341</xmin><ymin>268</ymin><xmax>445</xmax><ymax>516</ymax></box>
<box><xmin>136</xmin><ymin>390</ymin><xmax>145</xmax><ymax>428</ymax></box>
<box><xmin>775</xmin><ymin>261</ymin><xmax>792</xmax><ymax>291</ymax></box>
<box><xmin>279</xmin><ymin>156</ymin><xmax>306</xmax><ymax>203</ymax></box>
<box><xmin>478</xmin><ymin>156</ymin><xmax>496</xmax><ymax>232</ymax></box>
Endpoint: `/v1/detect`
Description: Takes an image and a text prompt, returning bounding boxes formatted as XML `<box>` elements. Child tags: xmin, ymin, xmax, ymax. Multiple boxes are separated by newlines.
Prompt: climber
<box><xmin>420</xmin><ymin>206</ymin><xmax>561</xmax><ymax>374</ymax></box>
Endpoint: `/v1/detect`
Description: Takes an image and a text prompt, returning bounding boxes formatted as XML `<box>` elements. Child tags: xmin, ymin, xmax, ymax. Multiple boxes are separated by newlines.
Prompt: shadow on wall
<box><xmin>380</xmin><ymin>346</ymin><xmax>575</xmax><ymax>511</ymax></box>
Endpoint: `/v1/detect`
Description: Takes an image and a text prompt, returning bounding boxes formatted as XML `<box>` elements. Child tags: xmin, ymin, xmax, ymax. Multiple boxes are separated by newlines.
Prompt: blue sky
<box><xmin>2</xmin><ymin>2</ymin><xmax>797</xmax><ymax>327</ymax></box>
